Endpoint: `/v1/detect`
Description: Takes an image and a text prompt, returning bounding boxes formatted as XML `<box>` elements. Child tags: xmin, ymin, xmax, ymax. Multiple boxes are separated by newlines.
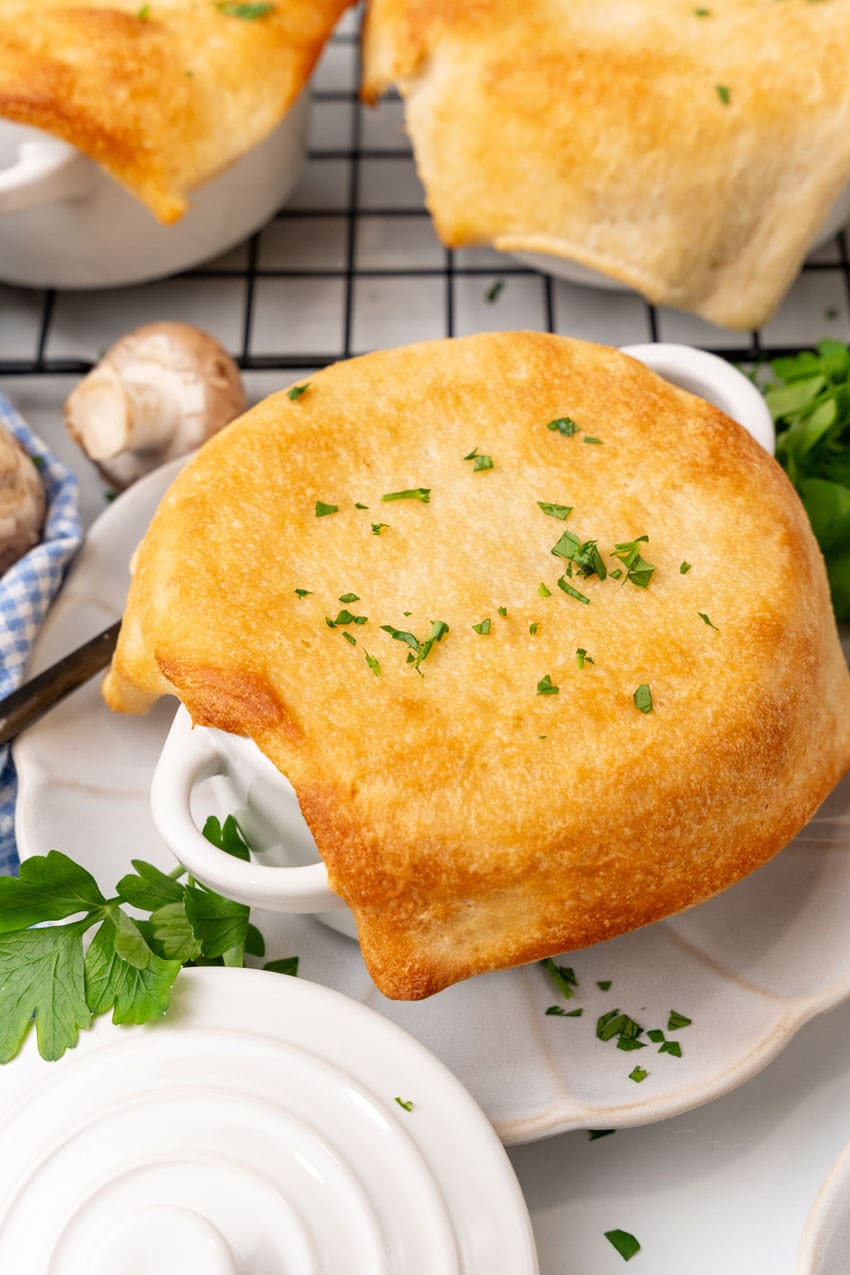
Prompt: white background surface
<box><xmin>3</xmin><ymin>7</ymin><xmax>850</xmax><ymax>1270</ymax></box>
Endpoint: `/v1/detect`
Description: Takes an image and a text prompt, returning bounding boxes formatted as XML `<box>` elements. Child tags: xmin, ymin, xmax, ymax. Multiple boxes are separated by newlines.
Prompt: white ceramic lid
<box><xmin>0</xmin><ymin>967</ymin><xmax>537</xmax><ymax>1275</ymax></box>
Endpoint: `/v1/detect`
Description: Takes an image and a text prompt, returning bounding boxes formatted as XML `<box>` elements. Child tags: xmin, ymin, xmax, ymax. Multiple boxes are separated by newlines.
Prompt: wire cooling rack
<box><xmin>1</xmin><ymin>5</ymin><xmax>849</xmax><ymax>384</ymax></box>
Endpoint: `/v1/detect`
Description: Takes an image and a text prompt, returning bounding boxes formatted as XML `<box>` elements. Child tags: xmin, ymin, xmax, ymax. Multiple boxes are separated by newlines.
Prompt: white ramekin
<box><xmin>0</xmin><ymin>99</ymin><xmax>308</xmax><ymax>290</ymax></box>
<box><xmin>149</xmin><ymin>342</ymin><xmax>776</xmax><ymax>937</ymax></box>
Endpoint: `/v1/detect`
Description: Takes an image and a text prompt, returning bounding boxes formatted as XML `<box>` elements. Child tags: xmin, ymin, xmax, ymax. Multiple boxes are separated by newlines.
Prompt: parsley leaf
<box><xmin>762</xmin><ymin>339</ymin><xmax>850</xmax><ymax>619</ymax></box>
<box><xmin>605</xmin><ymin>1229</ymin><xmax>641</xmax><ymax>1261</ymax></box>
<box><xmin>216</xmin><ymin>1</ymin><xmax>275</xmax><ymax>17</ymax></box>
<box><xmin>546</xmin><ymin>417</ymin><xmax>579</xmax><ymax>436</ymax></box>
<box><xmin>537</xmin><ymin>501</ymin><xmax>573</xmax><ymax>520</ymax></box>
<box><xmin>85</xmin><ymin>914</ymin><xmax>180</xmax><ymax>1025</ymax></box>
<box><xmin>611</xmin><ymin>536</ymin><xmax>655</xmax><ymax>588</ymax></box>
<box><xmin>264</xmin><ymin>956</ymin><xmax>299</xmax><ymax>976</ymax></box>
<box><xmin>633</xmin><ymin>684</ymin><xmax>653</xmax><ymax>714</ymax></box>
<box><xmin>380</xmin><ymin>488</ymin><xmax>430</xmax><ymax>503</ymax></box>
<box><xmin>286</xmin><ymin>381</ymin><xmax>310</xmax><ymax>401</ymax></box>
<box><xmin>472</xmin><ymin>619</ymin><xmax>491</xmax><ymax>634</ymax></box>
<box><xmin>541</xmin><ymin>958</ymin><xmax>577</xmax><ymax>998</ymax></box>
<box><xmin>0</xmin><ymin>921</ymin><xmax>92</xmax><ymax>1062</ymax></box>
<box><xmin>0</xmin><ymin>850</ymin><xmax>105</xmax><ymax>931</ymax></box>
<box><xmin>537</xmin><ymin>674</ymin><xmax>559</xmax><ymax>696</ymax></box>
<box><xmin>315</xmin><ymin>501</ymin><xmax>338</xmax><ymax>517</ymax></box>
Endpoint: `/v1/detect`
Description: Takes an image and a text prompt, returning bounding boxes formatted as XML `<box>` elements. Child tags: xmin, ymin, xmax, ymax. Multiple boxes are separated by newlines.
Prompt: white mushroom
<box><xmin>0</xmin><ymin>427</ymin><xmax>45</xmax><ymax>576</ymax></box>
<box><xmin>64</xmin><ymin>322</ymin><xmax>247</xmax><ymax>488</ymax></box>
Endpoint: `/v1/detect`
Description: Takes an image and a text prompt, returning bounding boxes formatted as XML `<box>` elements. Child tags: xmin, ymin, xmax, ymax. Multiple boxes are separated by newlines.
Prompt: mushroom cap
<box><xmin>65</xmin><ymin>322</ymin><xmax>247</xmax><ymax>489</ymax></box>
<box><xmin>0</xmin><ymin>426</ymin><xmax>46</xmax><ymax>576</ymax></box>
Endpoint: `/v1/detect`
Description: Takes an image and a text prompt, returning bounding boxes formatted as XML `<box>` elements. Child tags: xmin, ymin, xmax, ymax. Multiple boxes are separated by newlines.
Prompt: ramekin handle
<box><xmin>0</xmin><ymin>137</ymin><xmax>93</xmax><ymax>214</ymax></box>
<box><xmin>150</xmin><ymin>714</ymin><xmax>344</xmax><ymax>913</ymax></box>
<box><xmin>622</xmin><ymin>342</ymin><xmax>775</xmax><ymax>456</ymax></box>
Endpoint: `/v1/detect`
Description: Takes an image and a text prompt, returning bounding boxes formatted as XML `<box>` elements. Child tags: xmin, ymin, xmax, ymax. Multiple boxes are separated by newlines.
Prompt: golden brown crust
<box><xmin>362</xmin><ymin>0</ymin><xmax>850</xmax><ymax>329</ymax></box>
<box><xmin>0</xmin><ymin>0</ymin><xmax>351</xmax><ymax>222</ymax></box>
<box><xmin>104</xmin><ymin>332</ymin><xmax>850</xmax><ymax>998</ymax></box>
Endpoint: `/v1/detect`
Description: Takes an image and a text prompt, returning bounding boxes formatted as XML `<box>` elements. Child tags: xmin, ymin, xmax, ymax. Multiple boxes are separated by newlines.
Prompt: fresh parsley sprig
<box><xmin>762</xmin><ymin>339</ymin><xmax>850</xmax><ymax>620</ymax></box>
<box><xmin>0</xmin><ymin>816</ymin><xmax>295</xmax><ymax>1064</ymax></box>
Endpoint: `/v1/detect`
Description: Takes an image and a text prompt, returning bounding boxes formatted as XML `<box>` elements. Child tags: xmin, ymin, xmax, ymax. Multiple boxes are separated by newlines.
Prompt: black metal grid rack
<box><xmin>1</xmin><ymin>8</ymin><xmax>849</xmax><ymax>384</ymax></box>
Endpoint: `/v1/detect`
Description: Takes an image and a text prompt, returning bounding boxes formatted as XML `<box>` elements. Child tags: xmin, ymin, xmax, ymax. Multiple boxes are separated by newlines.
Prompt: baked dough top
<box><xmin>363</xmin><ymin>0</ymin><xmax>850</xmax><ymax>329</ymax></box>
<box><xmin>104</xmin><ymin>332</ymin><xmax>850</xmax><ymax>997</ymax></box>
<box><xmin>0</xmin><ymin>0</ymin><xmax>351</xmax><ymax>221</ymax></box>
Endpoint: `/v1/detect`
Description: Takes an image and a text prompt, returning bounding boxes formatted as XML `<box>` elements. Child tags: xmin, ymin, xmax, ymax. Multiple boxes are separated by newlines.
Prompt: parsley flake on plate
<box><xmin>604</xmin><ymin>1229</ymin><xmax>641</xmax><ymax>1262</ymax></box>
<box><xmin>294</xmin><ymin>588</ymin><xmax>312</xmax><ymax>598</ymax></box>
<box><xmin>364</xmin><ymin>650</ymin><xmax>381</xmax><ymax>677</ymax></box>
<box><xmin>472</xmin><ymin>619</ymin><xmax>491</xmax><ymax>634</ymax></box>
<box><xmin>315</xmin><ymin>501</ymin><xmax>338</xmax><ymax>517</ymax></box>
<box><xmin>557</xmin><ymin>576</ymin><xmax>591</xmax><ymax>605</ymax></box>
<box><xmin>538</xmin><ymin>582</ymin><xmax>552</xmax><ymax>597</ymax></box>
<box><xmin>628</xmin><ymin>1068</ymin><xmax>648</xmax><ymax>1085</ymax></box>
<box><xmin>540</xmin><ymin>958</ymin><xmax>577</xmax><ymax>998</ymax></box>
<box><xmin>394</xmin><ymin>1097</ymin><xmax>414</xmax><ymax>1112</ymax></box>
<box><xmin>537</xmin><ymin>674</ymin><xmax>559</xmax><ymax>696</ymax></box>
<box><xmin>698</xmin><ymin>611</ymin><xmax>719</xmax><ymax>630</ymax></box>
<box><xmin>667</xmin><ymin>1009</ymin><xmax>693</xmax><ymax>1031</ymax></box>
<box><xmin>371</xmin><ymin>523</ymin><xmax>389</xmax><ymax>535</ymax></box>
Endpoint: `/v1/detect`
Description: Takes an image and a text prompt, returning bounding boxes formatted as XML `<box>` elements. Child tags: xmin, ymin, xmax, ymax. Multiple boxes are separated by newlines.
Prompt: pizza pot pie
<box><xmin>362</xmin><ymin>0</ymin><xmax>850</xmax><ymax>330</ymax></box>
<box><xmin>104</xmin><ymin>332</ymin><xmax>850</xmax><ymax>999</ymax></box>
<box><xmin>0</xmin><ymin>0</ymin><xmax>351</xmax><ymax>223</ymax></box>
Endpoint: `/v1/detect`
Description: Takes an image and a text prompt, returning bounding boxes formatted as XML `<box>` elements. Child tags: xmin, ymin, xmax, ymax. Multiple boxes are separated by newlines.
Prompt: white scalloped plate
<box><xmin>14</xmin><ymin>457</ymin><xmax>850</xmax><ymax>1146</ymax></box>
<box><xmin>0</xmin><ymin>966</ymin><xmax>537</xmax><ymax>1274</ymax></box>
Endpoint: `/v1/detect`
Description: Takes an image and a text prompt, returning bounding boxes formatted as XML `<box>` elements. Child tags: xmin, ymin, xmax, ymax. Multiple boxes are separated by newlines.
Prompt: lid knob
<box><xmin>90</xmin><ymin>1205</ymin><xmax>237</xmax><ymax>1275</ymax></box>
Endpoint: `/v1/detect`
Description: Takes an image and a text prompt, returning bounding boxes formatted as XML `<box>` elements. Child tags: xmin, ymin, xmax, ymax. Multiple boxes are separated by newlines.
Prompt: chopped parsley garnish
<box><xmin>611</xmin><ymin>536</ymin><xmax>655</xmax><ymax>588</ymax></box>
<box><xmin>647</xmin><ymin>1029</ymin><xmax>665</xmax><ymax>1043</ymax></box>
<box><xmin>381</xmin><ymin>488</ymin><xmax>430</xmax><ymax>503</ymax></box>
<box><xmin>537</xmin><ymin>501</ymin><xmax>574</xmax><ymax>521</ymax></box>
<box><xmin>315</xmin><ymin>501</ymin><xmax>338</xmax><ymax>517</ymax></box>
<box><xmin>342</xmin><ymin>632</ymin><xmax>357</xmax><ymax>646</ymax></box>
<box><xmin>364</xmin><ymin>650</ymin><xmax>380</xmax><ymax>677</ymax></box>
<box><xmin>698</xmin><ymin>611</ymin><xmax>719</xmax><ymax>630</ymax></box>
<box><xmin>355</xmin><ymin>502</ymin><xmax>369</xmax><ymax>510</ymax></box>
<box><xmin>557</xmin><ymin>576</ymin><xmax>591</xmax><ymax>605</ymax></box>
<box><xmin>472</xmin><ymin>619</ymin><xmax>491</xmax><ymax>634</ymax></box>
<box><xmin>660</xmin><ymin>1040</ymin><xmax>683</xmax><ymax>1058</ymax></box>
<box><xmin>546</xmin><ymin>416</ymin><xmax>580</xmax><ymax>436</ymax></box>
<box><xmin>485</xmin><ymin>280</ymin><xmax>505</xmax><ymax>303</ymax></box>
<box><xmin>596</xmin><ymin>1009</ymin><xmax>646</xmax><ymax>1049</ymax></box>
<box><xmin>137</xmin><ymin>3</ymin><xmax>150</xmax><ymax>16</ymax></box>
<box><xmin>394</xmin><ymin>1097</ymin><xmax>414</xmax><ymax>1112</ymax></box>
<box><xmin>537</xmin><ymin>674</ymin><xmax>559</xmax><ymax>696</ymax></box>
<box><xmin>380</xmin><ymin>620</ymin><xmax>448</xmax><ymax>671</ymax></box>
<box><xmin>716</xmin><ymin>84</ymin><xmax>731</xmax><ymax>104</ymax></box>
<box><xmin>588</xmin><ymin>1129</ymin><xmax>616</xmax><ymax>1140</ymax></box>
<box><xmin>371</xmin><ymin>523</ymin><xmax>389</xmax><ymax>535</ymax></box>
<box><xmin>216</xmin><ymin>1</ymin><xmax>274</xmax><ymax>15</ymax></box>
<box><xmin>597</xmin><ymin>979</ymin><xmax>612</xmax><ymax>991</ymax></box>
<box><xmin>497</xmin><ymin>606</ymin><xmax>508</xmax><ymax>617</ymax></box>
<box><xmin>339</xmin><ymin>592</ymin><xmax>360</xmax><ymax>603</ymax></box>
<box><xmin>583</xmin><ymin>436</ymin><xmax>602</xmax><ymax>445</ymax></box>
<box><xmin>694</xmin><ymin>6</ymin><xmax>712</xmax><ymax>14</ymax></box>
<box><xmin>609</xmin><ymin>568</ymin><xmax>623</xmax><ymax>580</ymax></box>
<box><xmin>551</xmin><ymin>528</ymin><xmax>607</xmax><ymax>580</ymax></box>
<box><xmin>633</xmin><ymin>683</ymin><xmax>653</xmax><ymax>714</ymax></box>
<box><xmin>529</xmin><ymin>622</ymin><xmax>539</xmax><ymax>635</ymax></box>
<box><xmin>540</xmin><ymin>958</ymin><xmax>577</xmax><ymax>998</ymax></box>
<box><xmin>327</xmin><ymin>609</ymin><xmax>367</xmax><ymax>627</ymax></box>
<box><xmin>628</xmin><ymin>1067</ymin><xmax>648</xmax><ymax>1085</ymax></box>
<box><xmin>605</xmin><ymin>1230</ymin><xmax>641</xmax><ymax>1262</ymax></box>
<box><xmin>294</xmin><ymin>588</ymin><xmax>312</xmax><ymax>598</ymax></box>
<box><xmin>286</xmin><ymin>381</ymin><xmax>310</xmax><ymax>401</ymax></box>
<box><xmin>538</xmin><ymin>582</ymin><xmax>552</xmax><ymax>597</ymax></box>
<box><xmin>463</xmin><ymin>448</ymin><xmax>494</xmax><ymax>472</ymax></box>
<box><xmin>680</xmin><ymin>561</ymin><xmax>692</xmax><ymax>574</ymax></box>
<box><xmin>576</xmin><ymin>648</ymin><xmax>594</xmax><ymax>668</ymax></box>
<box><xmin>545</xmin><ymin>1005</ymin><xmax>583</xmax><ymax>1017</ymax></box>
<box><xmin>667</xmin><ymin>1010</ymin><xmax>692</xmax><ymax>1031</ymax></box>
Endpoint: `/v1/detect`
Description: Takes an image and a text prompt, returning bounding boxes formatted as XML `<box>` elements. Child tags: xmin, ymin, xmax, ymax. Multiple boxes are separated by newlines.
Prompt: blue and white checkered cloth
<box><xmin>0</xmin><ymin>394</ymin><xmax>82</xmax><ymax>875</ymax></box>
